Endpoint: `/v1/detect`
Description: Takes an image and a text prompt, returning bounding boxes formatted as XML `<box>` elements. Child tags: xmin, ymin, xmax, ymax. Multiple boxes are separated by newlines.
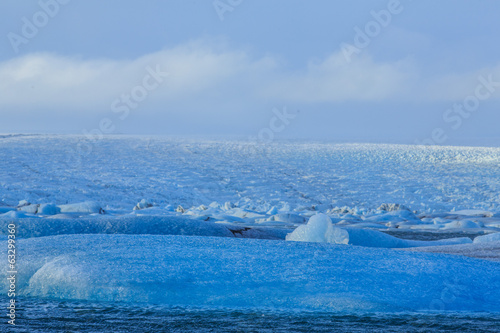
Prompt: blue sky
<box><xmin>1</xmin><ymin>0</ymin><xmax>499</xmax><ymax>146</ymax></box>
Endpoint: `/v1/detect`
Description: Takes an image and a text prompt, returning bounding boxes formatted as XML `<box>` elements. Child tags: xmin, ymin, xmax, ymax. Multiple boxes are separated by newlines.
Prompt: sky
<box><xmin>1</xmin><ymin>0</ymin><xmax>500</xmax><ymax>146</ymax></box>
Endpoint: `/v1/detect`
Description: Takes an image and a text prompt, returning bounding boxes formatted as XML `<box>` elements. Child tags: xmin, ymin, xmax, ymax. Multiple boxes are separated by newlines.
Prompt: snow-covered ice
<box><xmin>1</xmin><ymin>135</ymin><xmax>499</xmax><ymax>218</ymax></box>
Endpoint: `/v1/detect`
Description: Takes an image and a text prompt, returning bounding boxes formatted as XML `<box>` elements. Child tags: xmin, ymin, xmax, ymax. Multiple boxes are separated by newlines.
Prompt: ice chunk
<box><xmin>17</xmin><ymin>200</ymin><xmax>30</xmax><ymax>207</ymax></box>
<box><xmin>377</xmin><ymin>203</ymin><xmax>411</xmax><ymax>212</ymax></box>
<box><xmin>37</xmin><ymin>204</ymin><xmax>60</xmax><ymax>215</ymax></box>
<box><xmin>443</xmin><ymin>220</ymin><xmax>482</xmax><ymax>229</ymax></box>
<box><xmin>133</xmin><ymin>199</ymin><xmax>153</xmax><ymax>211</ymax></box>
<box><xmin>18</xmin><ymin>204</ymin><xmax>39</xmax><ymax>214</ymax></box>
<box><xmin>279</xmin><ymin>202</ymin><xmax>291</xmax><ymax>212</ymax></box>
<box><xmin>223</xmin><ymin>202</ymin><xmax>234</xmax><ymax>210</ymax></box>
<box><xmin>286</xmin><ymin>214</ymin><xmax>349</xmax><ymax>244</ymax></box>
<box><xmin>473</xmin><ymin>232</ymin><xmax>500</xmax><ymax>244</ymax></box>
<box><xmin>58</xmin><ymin>201</ymin><xmax>104</xmax><ymax>214</ymax></box>
<box><xmin>266</xmin><ymin>206</ymin><xmax>279</xmax><ymax>215</ymax></box>
<box><xmin>209</xmin><ymin>202</ymin><xmax>220</xmax><ymax>209</ymax></box>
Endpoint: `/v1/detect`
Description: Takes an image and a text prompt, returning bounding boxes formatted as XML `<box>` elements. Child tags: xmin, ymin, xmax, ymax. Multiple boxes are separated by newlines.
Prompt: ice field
<box><xmin>1</xmin><ymin>135</ymin><xmax>500</xmax><ymax>330</ymax></box>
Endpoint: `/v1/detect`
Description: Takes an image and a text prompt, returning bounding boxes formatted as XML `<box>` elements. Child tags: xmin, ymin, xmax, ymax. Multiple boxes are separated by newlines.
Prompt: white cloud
<box><xmin>0</xmin><ymin>54</ymin><xmax>122</xmax><ymax>110</ymax></box>
<box><xmin>0</xmin><ymin>40</ymin><xmax>276</xmax><ymax>114</ymax></box>
<box><xmin>1</xmin><ymin>39</ymin><xmax>499</xmax><ymax>119</ymax></box>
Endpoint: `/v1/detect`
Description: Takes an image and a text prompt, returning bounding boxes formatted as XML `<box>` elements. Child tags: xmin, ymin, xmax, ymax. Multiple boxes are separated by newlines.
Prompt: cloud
<box><xmin>0</xmin><ymin>40</ymin><xmax>414</xmax><ymax>111</ymax></box>
<box><xmin>0</xmin><ymin>40</ymin><xmax>279</xmax><ymax>112</ymax></box>
<box><xmin>425</xmin><ymin>65</ymin><xmax>500</xmax><ymax>101</ymax></box>
<box><xmin>1</xmin><ymin>39</ymin><xmax>499</xmax><ymax>121</ymax></box>
<box><xmin>0</xmin><ymin>54</ymin><xmax>122</xmax><ymax>111</ymax></box>
<box><xmin>267</xmin><ymin>53</ymin><xmax>418</xmax><ymax>102</ymax></box>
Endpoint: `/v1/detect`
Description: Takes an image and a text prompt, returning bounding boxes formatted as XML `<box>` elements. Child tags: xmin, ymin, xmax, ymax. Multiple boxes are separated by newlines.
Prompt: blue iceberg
<box><xmin>3</xmin><ymin>234</ymin><xmax>499</xmax><ymax>312</ymax></box>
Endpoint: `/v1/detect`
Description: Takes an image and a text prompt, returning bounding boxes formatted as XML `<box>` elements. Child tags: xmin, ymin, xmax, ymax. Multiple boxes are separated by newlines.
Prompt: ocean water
<box><xmin>5</xmin><ymin>297</ymin><xmax>500</xmax><ymax>333</ymax></box>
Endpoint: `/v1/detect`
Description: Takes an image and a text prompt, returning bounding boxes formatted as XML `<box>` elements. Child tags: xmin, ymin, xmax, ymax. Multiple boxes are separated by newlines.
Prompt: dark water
<box><xmin>3</xmin><ymin>297</ymin><xmax>500</xmax><ymax>333</ymax></box>
<box><xmin>381</xmin><ymin>230</ymin><xmax>483</xmax><ymax>241</ymax></box>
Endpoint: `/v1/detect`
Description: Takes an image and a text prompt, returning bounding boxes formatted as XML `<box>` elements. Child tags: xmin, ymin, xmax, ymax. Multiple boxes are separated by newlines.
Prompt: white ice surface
<box><xmin>1</xmin><ymin>135</ymin><xmax>499</xmax><ymax>218</ymax></box>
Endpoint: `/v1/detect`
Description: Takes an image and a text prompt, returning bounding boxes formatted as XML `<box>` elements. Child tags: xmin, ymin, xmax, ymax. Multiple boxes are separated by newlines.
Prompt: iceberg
<box><xmin>285</xmin><ymin>214</ymin><xmax>348</xmax><ymax>243</ymax></box>
<box><xmin>2</xmin><ymin>234</ymin><xmax>499</xmax><ymax>312</ymax></box>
